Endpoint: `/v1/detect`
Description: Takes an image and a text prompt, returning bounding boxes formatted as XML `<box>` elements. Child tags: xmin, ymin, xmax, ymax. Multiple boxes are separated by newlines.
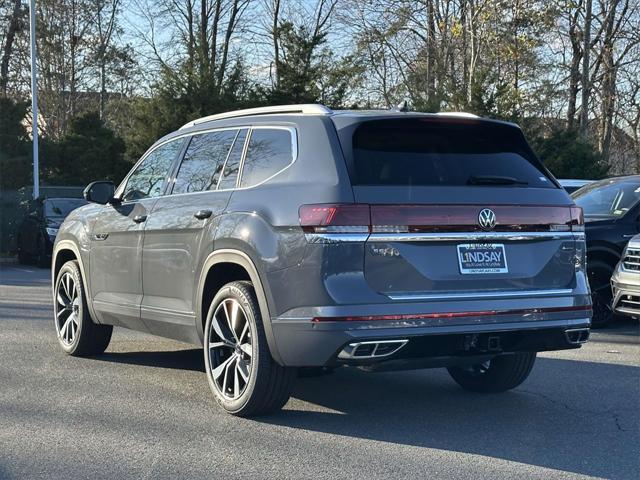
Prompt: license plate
<box><xmin>457</xmin><ymin>243</ymin><xmax>508</xmax><ymax>274</ymax></box>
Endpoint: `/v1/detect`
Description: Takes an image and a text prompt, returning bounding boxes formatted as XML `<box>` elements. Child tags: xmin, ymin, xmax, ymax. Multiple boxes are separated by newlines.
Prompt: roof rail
<box><xmin>179</xmin><ymin>104</ymin><xmax>333</xmax><ymax>129</ymax></box>
<box><xmin>435</xmin><ymin>111</ymin><xmax>480</xmax><ymax>118</ymax></box>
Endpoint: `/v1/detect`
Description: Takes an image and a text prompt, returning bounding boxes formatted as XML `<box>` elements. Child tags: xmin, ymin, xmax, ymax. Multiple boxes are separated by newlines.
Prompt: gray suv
<box><xmin>52</xmin><ymin>104</ymin><xmax>592</xmax><ymax>416</ymax></box>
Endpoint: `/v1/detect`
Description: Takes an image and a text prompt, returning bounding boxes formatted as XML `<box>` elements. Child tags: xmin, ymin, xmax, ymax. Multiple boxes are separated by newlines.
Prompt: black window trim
<box><xmin>115</xmin><ymin>124</ymin><xmax>298</xmax><ymax>201</ymax></box>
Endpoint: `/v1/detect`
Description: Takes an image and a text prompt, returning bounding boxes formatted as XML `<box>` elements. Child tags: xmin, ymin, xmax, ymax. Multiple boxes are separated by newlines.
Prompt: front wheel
<box><xmin>54</xmin><ymin>260</ymin><xmax>112</xmax><ymax>356</ymax></box>
<box><xmin>204</xmin><ymin>281</ymin><xmax>296</xmax><ymax>416</ymax></box>
<box><xmin>447</xmin><ymin>352</ymin><xmax>536</xmax><ymax>393</ymax></box>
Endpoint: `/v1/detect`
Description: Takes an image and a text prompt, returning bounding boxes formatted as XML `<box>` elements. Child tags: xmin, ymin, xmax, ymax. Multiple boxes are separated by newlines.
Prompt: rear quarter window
<box><xmin>350</xmin><ymin>119</ymin><xmax>554</xmax><ymax>188</ymax></box>
<box><xmin>239</xmin><ymin>128</ymin><xmax>294</xmax><ymax>188</ymax></box>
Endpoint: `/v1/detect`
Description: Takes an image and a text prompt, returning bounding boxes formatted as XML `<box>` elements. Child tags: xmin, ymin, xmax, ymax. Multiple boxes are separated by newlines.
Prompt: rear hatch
<box><xmin>333</xmin><ymin>115</ymin><xmax>583</xmax><ymax>297</ymax></box>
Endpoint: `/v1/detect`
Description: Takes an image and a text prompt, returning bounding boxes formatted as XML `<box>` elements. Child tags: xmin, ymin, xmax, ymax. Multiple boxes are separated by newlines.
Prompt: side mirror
<box><xmin>83</xmin><ymin>181</ymin><xmax>116</xmax><ymax>205</ymax></box>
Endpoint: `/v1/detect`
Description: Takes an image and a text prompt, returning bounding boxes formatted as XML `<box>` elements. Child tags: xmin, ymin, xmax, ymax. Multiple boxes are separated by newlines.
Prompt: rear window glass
<box><xmin>351</xmin><ymin>119</ymin><xmax>553</xmax><ymax>188</ymax></box>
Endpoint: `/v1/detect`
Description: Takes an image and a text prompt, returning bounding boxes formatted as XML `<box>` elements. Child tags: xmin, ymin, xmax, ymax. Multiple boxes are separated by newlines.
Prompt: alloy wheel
<box><xmin>207</xmin><ymin>298</ymin><xmax>253</xmax><ymax>400</ymax></box>
<box><xmin>55</xmin><ymin>272</ymin><xmax>80</xmax><ymax>345</ymax></box>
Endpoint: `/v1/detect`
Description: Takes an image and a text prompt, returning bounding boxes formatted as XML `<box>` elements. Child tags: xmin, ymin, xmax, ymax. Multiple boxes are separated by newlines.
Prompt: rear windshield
<box><xmin>350</xmin><ymin>119</ymin><xmax>554</xmax><ymax>188</ymax></box>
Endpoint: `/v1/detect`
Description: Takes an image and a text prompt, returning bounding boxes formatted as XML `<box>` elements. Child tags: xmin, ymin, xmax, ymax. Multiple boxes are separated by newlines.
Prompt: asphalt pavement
<box><xmin>0</xmin><ymin>264</ymin><xmax>638</xmax><ymax>479</ymax></box>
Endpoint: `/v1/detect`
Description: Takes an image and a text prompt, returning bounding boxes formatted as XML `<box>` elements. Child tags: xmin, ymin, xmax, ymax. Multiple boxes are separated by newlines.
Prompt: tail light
<box><xmin>299</xmin><ymin>204</ymin><xmax>585</xmax><ymax>234</ymax></box>
<box><xmin>570</xmin><ymin>206</ymin><xmax>585</xmax><ymax>232</ymax></box>
<box><xmin>299</xmin><ymin>204</ymin><xmax>370</xmax><ymax>233</ymax></box>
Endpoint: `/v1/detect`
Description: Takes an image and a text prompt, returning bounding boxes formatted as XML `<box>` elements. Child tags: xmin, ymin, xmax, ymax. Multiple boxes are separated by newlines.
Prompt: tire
<box><xmin>298</xmin><ymin>367</ymin><xmax>335</xmax><ymax>378</ymax></box>
<box><xmin>54</xmin><ymin>260</ymin><xmax>112</xmax><ymax>356</ymax></box>
<box><xmin>35</xmin><ymin>236</ymin><xmax>50</xmax><ymax>268</ymax></box>
<box><xmin>588</xmin><ymin>260</ymin><xmax>617</xmax><ymax>328</ymax></box>
<box><xmin>17</xmin><ymin>247</ymin><xmax>30</xmax><ymax>265</ymax></box>
<box><xmin>204</xmin><ymin>281</ymin><xmax>296</xmax><ymax>417</ymax></box>
<box><xmin>447</xmin><ymin>352</ymin><xmax>537</xmax><ymax>393</ymax></box>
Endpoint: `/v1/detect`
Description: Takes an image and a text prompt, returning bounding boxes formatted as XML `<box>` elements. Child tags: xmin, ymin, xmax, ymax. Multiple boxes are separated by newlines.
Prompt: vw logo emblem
<box><xmin>478</xmin><ymin>208</ymin><xmax>497</xmax><ymax>230</ymax></box>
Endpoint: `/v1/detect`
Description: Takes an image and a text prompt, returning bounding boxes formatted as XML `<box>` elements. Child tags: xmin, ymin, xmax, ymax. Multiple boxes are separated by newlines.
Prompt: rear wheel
<box><xmin>17</xmin><ymin>247</ymin><xmax>30</xmax><ymax>265</ymax></box>
<box><xmin>204</xmin><ymin>281</ymin><xmax>296</xmax><ymax>416</ymax></box>
<box><xmin>447</xmin><ymin>352</ymin><xmax>536</xmax><ymax>393</ymax></box>
<box><xmin>54</xmin><ymin>260</ymin><xmax>112</xmax><ymax>356</ymax></box>
<box><xmin>35</xmin><ymin>236</ymin><xmax>49</xmax><ymax>268</ymax></box>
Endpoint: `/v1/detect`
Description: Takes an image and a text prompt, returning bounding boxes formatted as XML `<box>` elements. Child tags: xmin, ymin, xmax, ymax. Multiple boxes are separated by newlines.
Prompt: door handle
<box><xmin>194</xmin><ymin>210</ymin><xmax>213</xmax><ymax>220</ymax></box>
<box><xmin>133</xmin><ymin>214</ymin><xmax>147</xmax><ymax>223</ymax></box>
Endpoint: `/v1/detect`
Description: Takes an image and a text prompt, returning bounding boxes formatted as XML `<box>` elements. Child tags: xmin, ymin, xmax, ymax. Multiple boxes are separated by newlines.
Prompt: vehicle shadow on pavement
<box><xmin>96</xmin><ymin>348</ymin><xmax>205</xmax><ymax>372</ymax></box>
<box><xmin>262</xmin><ymin>356</ymin><xmax>639</xmax><ymax>480</ymax></box>
<box><xmin>88</xmin><ymin>334</ymin><xmax>638</xmax><ymax>479</ymax></box>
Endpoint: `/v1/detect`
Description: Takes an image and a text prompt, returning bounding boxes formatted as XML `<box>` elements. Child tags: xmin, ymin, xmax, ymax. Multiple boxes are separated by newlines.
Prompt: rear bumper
<box><xmin>271</xmin><ymin>297</ymin><xmax>591</xmax><ymax>366</ymax></box>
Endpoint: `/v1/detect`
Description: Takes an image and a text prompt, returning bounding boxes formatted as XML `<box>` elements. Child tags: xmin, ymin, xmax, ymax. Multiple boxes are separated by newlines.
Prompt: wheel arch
<box><xmin>586</xmin><ymin>242</ymin><xmax>623</xmax><ymax>269</ymax></box>
<box><xmin>196</xmin><ymin>249</ymin><xmax>283</xmax><ymax>365</ymax></box>
<box><xmin>52</xmin><ymin>240</ymin><xmax>99</xmax><ymax>323</ymax></box>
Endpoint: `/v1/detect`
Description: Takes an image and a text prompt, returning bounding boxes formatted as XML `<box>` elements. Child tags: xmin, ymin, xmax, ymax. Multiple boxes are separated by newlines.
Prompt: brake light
<box><xmin>570</xmin><ymin>206</ymin><xmax>585</xmax><ymax>232</ymax></box>
<box><xmin>299</xmin><ymin>204</ymin><xmax>370</xmax><ymax>233</ymax></box>
<box><xmin>299</xmin><ymin>204</ymin><xmax>585</xmax><ymax>233</ymax></box>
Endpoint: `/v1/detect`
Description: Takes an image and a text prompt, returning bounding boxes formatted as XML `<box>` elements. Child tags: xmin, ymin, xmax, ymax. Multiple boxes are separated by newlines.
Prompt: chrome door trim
<box><xmin>304</xmin><ymin>233</ymin><xmax>370</xmax><ymax>244</ymax></box>
<box><xmin>387</xmin><ymin>288</ymin><xmax>574</xmax><ymax>301</ymax></box>
<box><xmin>368</xmin><ymin>231</ymin><xmax>583</xmax><ymax>242</ymax></box>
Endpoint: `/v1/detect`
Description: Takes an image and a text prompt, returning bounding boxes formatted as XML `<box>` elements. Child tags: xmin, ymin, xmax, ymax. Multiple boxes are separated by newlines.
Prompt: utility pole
<box><xmin>29</xmin><ymin>0</ymin><xmax>39</xmax><ymax>199</ymax></box>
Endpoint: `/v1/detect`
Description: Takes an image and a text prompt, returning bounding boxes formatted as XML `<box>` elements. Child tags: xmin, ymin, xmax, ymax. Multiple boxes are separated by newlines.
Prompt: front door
<box><xmin>140</xmin><ymin>128</ymin><xmax>247</xmax><ymax>343</ymax></box>
<box><xmin>88</xmin><ymin>137</ymin><xmax>184</xmax><ymax>331</ymax></box>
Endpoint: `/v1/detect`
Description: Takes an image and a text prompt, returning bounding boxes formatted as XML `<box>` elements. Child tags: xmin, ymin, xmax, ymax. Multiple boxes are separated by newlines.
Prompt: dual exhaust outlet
<box><xmin>338</xmin><ymin>327</ymin><xmax>590</xmax><ymax>361</ymax></box>
<box><xmin>564</xmin><ymin>328</ymin><xmax>590</xmax><ymax>345</ymax></box>
<box><xmin>338</xmin><ymin>339</ymin><xmax>409</xmax><ymax>360</ymax></box>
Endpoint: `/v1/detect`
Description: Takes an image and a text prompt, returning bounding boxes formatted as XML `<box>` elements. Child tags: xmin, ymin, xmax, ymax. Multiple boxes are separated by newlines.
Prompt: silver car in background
<box><xmin>611</xmin><ymin>234</ymin><xmax>640</xmax><ymax>318</ymax></box>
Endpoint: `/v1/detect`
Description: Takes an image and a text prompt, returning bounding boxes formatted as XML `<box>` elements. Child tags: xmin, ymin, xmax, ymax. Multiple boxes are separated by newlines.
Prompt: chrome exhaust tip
<box><xmin>338</xmin><ymin>339</ymin><xmax>409</xmax><ymax>360</ymax></box>
<box><xmin>564</xmin><ymin>328</ymin><xmax>590</xmax><ymax>345</ymax></box>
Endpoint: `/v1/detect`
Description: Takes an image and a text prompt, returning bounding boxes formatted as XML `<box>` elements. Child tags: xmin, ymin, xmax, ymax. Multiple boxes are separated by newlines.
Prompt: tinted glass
<box><xmin>350</xmin><ymin>119</ymin><xmax>553</xmax><ymax>188</ymax></box>
<box><xmin>44</xmin><ymin>199</ymin><xmax>87</xmax><ymax>217</ymax></box>
<box><xmin>123</xmin><ymin>139</ymin><xmax>182</xmax><ymax>201</ymax></box>
<box><xmin>217</xmin><ymin>129</ymin><xmax>248</xmax><ymax>190</ymax></box>
<box><xmin>173</xmin><ymin>130</ymin><xmax>237</xmax><ymax>194</ymax></box>
<box><xmin>573</xmin><ymin>179</ymin><xmax>640</xmax><ymax>219</ymax></box>
<box><xmin>239</xmin><ymin>129</ymin><xmax>293</xmax><ymax>188</ymax></box>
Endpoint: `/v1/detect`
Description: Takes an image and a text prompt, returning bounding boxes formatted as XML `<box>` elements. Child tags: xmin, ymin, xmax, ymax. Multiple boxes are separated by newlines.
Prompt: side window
<box><xmin>172</xmin><ymin>130</ymin><xmax>237</xmax><ymax>194</ymax></box>
<box><xmin>217</xmin><ymin>129</ymin><xmax>248</xmax><ymax>190</ymax></box>
<box><xmin>239</xmin><ymin>129</ymin><xmax>294</xmax><ymax>188</ymax></box>
<box><xmin>122</xmin><ymin>139</ymin><xmax>183</xmax><ymax>201</ymax></box>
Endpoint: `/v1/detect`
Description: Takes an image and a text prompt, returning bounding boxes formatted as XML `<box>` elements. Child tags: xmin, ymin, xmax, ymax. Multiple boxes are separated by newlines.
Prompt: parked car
<box><xmin>611</xmin><ymin>234</ymin><xmax>640</xmax><ymax>319</ymax></box>
<box><xmin>572</xmin><ymin>176</ymin><xmax>640</xmax><ymax>326</ymax></box>
<box><xmin>51</xmin><ymin>104</ymin><xmax>592</xmax><ymax>417</ymax></box>
<box><xmin>559</xmin><ymin>179</ymin><xmax>594</xmax><ymax>194</ymax></box>
<box><xmin>17</xmin><ymin>197</ymin><xmax>87</xmax><ymax>266</ymax></box>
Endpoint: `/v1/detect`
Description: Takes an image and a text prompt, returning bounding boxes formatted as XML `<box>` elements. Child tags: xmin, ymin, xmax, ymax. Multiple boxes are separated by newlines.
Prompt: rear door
<box><xmin>336</xmin><ymin>117</ymin><xmax>582</xmax><ymax>297</ymax></box>
<box><xmin>140</xmin><ymin>128</ymin><xmax>247</xmax><ymax>342</ymax></box>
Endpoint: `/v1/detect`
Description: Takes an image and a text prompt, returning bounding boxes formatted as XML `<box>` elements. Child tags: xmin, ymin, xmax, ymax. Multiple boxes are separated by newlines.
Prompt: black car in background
<box><xmin>572</xmin><ymin>176</ymin><xmax>640</xmax><ymax>326</ymax></box>
<box><xmin>17</xmin><ymin>197</ymin><xmax>87</xmax><ymax>266</ymax></box>
<box><xmin>559</xmin><ymin>179</ymin><xmax>594</xmax><ymax>194</ymax></box>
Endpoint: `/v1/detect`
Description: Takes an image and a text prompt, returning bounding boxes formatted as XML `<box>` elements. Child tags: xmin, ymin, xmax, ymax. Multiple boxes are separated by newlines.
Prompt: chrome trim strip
<box><xmin>304</xmin><ymin>233</ymin><xmax>370</xmax><ymax>244</ymax></box>
<box><xmin>387</xmin><ymin>288</ymin><xmax>574</xmax><ymax>301</ymax></box>
<box><xmin>369</xmin><ymin>231</ymin><xmax>583</xmax><ymax>242</ymax></box>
